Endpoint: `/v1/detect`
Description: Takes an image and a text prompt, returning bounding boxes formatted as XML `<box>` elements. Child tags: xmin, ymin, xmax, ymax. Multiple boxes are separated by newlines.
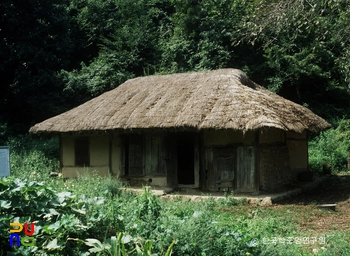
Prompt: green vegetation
<box><xmin>1</xmin><ymin>0</ymin><xmax>349</xmax><ymax>173</ymax></box>
<box><xmin>1</xmin><ymin>0</ymin><xmax>349</xmax><ymax>136</ymax></box>
<box><xmin>1</xmin><ymin>137</ymin><xmax>350</xmax><ymax>255</ymax></box>
<box><xmin>309</xmin><ymin>119</ymin><xmax>350</xmax><ymax>174</ymax></box>
<box><xmin>1</xmin><ymin>0</ymin><xmax>350</xmax><ymax>254</ymax></box>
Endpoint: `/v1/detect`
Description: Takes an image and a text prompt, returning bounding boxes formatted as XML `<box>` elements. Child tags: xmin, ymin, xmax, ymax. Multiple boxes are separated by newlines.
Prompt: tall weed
<box><xmin>7</xmin><ymin>135</ymin><xmax>59</xmax><ymax>182</ymax></box>
<box><xmin>4</xmin><ymin>134</ymin><xmax>347</xmax><ymax>255</ymax></box>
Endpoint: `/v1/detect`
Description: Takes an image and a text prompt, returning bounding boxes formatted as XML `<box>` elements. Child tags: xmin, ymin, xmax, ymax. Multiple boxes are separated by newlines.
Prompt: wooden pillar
<box><xmin>108</xmin><ymin>132</ymin><xmax>113</xmax><ymax>175</ymax></box>
<box><xmin>59</xmin><ymin>135</ymin><xmax>63</xmax><ymax>173</ymax></box>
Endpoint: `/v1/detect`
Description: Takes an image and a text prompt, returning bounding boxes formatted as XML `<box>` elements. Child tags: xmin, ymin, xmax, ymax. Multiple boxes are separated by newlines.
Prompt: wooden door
<box><xmin>213</xmin><ymin>147</ymin><xmax>235</xmax><ymax>190</ymax></box>
<box><xmin>128</xmin><ymin>136</ymin><xmax>143</xmax><ymax>176</ymax></box>
<box><xmin>165</xmin><ymin>135</ymin><xmax>177</xmax><ymax>187</ymax></box>
<box><xmin>236</xmin><ymin>146</ymin><xmax>256</xmax><ymax>192</ymax></box>
<box><xmin>145</xmin><ymin>135</ymin><xmax>164</xmax><ymax>175</ymax></box>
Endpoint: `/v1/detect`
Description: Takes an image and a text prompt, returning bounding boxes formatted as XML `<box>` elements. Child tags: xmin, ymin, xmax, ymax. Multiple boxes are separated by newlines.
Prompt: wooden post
<box><xmin>348</xmin><ymin>151</ymin><xmax>350</xmax><ymax>171</ymax></box>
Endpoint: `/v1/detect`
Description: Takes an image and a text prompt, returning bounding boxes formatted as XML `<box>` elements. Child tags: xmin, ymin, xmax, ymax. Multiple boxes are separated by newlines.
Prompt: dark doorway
<box><xmin>123</xmin><ymin>135</ymin><xmax>143</xmax><ymax>176</ymax></box>
<box><xmin>75</xmin><ymin>137</ymin><xmax>90</xmax><ymax>167</ymax></box>
<box><xmin>177</xmin><ymin>134</ymin><xmax>195</xmax><ymax>184</ymax></box>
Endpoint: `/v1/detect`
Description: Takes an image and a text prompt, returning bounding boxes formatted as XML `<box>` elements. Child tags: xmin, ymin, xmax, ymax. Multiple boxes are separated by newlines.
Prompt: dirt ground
<box><xmin>275</xmin><ymin>174</ymin><xmax>350</xmax><ymax>234</ymax></box>
<box><xmin>129</xmin><ymin>174</ymin><xmax>350</xmax><ymax>235</ymax></box>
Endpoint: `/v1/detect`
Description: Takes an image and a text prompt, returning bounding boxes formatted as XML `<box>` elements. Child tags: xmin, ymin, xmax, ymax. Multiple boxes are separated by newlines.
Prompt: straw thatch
<box><xmin>29</xmin><ymin>69</ymin><xmax>331</xmax><ymax>134</ymax></box>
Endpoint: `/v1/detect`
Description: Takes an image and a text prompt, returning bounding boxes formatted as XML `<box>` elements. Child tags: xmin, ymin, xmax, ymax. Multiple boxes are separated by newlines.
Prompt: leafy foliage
<box><xmin>1</xmin><ymin>0</ymin><xmax>350</xmax><ymax>136</ymax></box>
<box><xmin>0</xmin><ymin>177</ymin><xmax>94</xmax><ymax>255</ymax></box>
<box><xmin>309</xmin><ymin>119</ymin><xmax>350</xmax><ymax>173</ymax></box>
<box><xmin>158</xmin><ymin>0</ymin><xmax>258</xmax><ymax>73</ymax></box>
<box><xmin>240</xmin><ymin>0</ymin><xmax>350</xmax><ymax>119</ymax></box>
<box><xmin>1</xmin><ymin>1</ymin><xmax>350</xmax><ymax>253</ymax></box>
<box><xmin>0</xmin><ymin>173</ymin><xmax>283</xmax><ymax>255</ymax></box>
<box><xmin>2</xmin><ymin>133</ymin><xmax>349</xmax><ymax>256</ymax></box>
<box><xmin>84</xmin><ymin>232</ymin><xmax>175</xmax><ymax>256</ymax></box>
<box><xmin>0</xmin><ymin>0</ymin><xmax>73</xmax><ymax>133</ymax></box>
<box><xmin>4</xmin><ymin>135</ymin><xmax>60</xmax><ymax>188</ymax></box>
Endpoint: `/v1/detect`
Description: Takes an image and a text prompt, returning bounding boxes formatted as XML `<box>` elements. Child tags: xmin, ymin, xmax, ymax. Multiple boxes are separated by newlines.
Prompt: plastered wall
<box><xmin>111</xmin><ymin>132</ymin><xmax>121</xmax><ymax>176</ymax></box>
<box><xmin>286</xmin><ymin>131</ymin><xmax>308</xmax><ymax>177</ymax></box>
<box><xmin>203</xmin><ymin>130</ymin><xmax>255</xmax><ymax>146</ymax></box>
<box><xmin>259</xmin><ymin>128</ymin><xmax>285</xmax><ymax>144</ymax></box>
<box><xmin>61</xmin><ymin>134</ymin><xmax>110</xmax><ymax>178</ymax></box>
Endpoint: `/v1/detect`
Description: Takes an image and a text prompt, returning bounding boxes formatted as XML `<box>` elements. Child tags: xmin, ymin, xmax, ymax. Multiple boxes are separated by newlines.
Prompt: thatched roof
<box><xmin>30</xmin><ymin>69</ymin><xmax>331</xmax><ymax>134</ymax></box>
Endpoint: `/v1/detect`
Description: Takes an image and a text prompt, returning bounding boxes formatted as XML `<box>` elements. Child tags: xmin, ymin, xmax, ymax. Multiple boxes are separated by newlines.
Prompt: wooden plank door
<box><xmin>213</xmin><ymin>147</ymin><xmax>235</xmax><ymax>190</ymax></box>
<box><xmin>236</xmin><ymin>146</ymin><xmax>256</xmax><ymax>192</ymax></box>
<box><xmin>165</xmin><ymin>135</ymin><xmax>177</xmax><ymax>187</ymax></box>
<box><xmin>128</xmin><ymin>136</ymin><xmax>143</xmax><ymax>176</ymax></box>
<box><xmin>145</xmin><ymin>135</ymin><xmax>163</xmax><ymax>175</ymax></box>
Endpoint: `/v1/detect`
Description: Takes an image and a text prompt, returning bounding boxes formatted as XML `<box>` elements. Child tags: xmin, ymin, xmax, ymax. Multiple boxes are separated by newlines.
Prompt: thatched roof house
<box><xmin>31</xmin><ymin>69</ymin><xmax>328</xmax><ymax>134</ymax></box>
<box><xmin>30</xmin><ymin>69</ymin><xmax>330</xmax><ymax>192</ymax></box>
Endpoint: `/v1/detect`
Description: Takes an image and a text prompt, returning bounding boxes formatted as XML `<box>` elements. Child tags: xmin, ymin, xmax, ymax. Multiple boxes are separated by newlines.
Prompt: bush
<box><xmin>309</xmin><ymin>119</ymin><xmax>350</xmax><ymax>173</ymax></box>
<box><xmin>6</xmin><ymin>135</ymin><xmax>60</xmax><ymax>182</ymax></box>
<box><xmin>7</xmin><ymin>134</ymin><xmax>59</xmax><ymax>159</ymax></box>
<box><xmin>6</xmin><ymin>134</ymin><xmax>348</xmax><ymax>255</ymax></box>
<box><xmin>0</xmin><ymin>177</ymin><xmax>103</xmax><ymax>255</ymax></box>
<box><xmin>317</xmin><ymin>231</ymin><xmax>350</xmax><ymax>256</ymax></box>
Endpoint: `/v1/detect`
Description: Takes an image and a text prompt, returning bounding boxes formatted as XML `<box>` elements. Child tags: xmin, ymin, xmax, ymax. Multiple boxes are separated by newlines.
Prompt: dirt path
<box><xmin>277</xmin><ymin>174</ymin><xmax>350</xmax><ymax>234</ymax></box>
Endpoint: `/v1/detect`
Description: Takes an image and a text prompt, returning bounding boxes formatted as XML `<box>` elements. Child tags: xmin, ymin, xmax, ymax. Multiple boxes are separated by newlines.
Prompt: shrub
<box><xmin>309</xmin><ymin>119</ymin><xmax>350</xmax><ymax>173</ymax></box>
<box><xmin>217</xmin><ymin>192</ymin><xmax>247</xmax><ymax>207</ymax></box>
<box><xmin>317</xmin><ymin>231</ymin><xmax>350</xmax><ymax>256</ymax></box>
<box><xmin>123</xmin><ymin>186</ymin><xmax>162</xmax><ymax>240</ymax></box>
<box><xmin>7</xmin><ymin>135</ymin><xmax>60</xmax><ymax>183</ymax></box>
<box><xmin>6</xmin><ymin>134</ymin><xmax>347</xmax><ymax>255</ymax></box>
<box><xmin>0</xmin><ymin>177</ymin><xmax>108</xmax><ymax>255</ymax></box>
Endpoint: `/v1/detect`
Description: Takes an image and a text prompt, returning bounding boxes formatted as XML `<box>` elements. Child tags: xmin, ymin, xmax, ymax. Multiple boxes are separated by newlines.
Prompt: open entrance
<box><xmin>177</xmin><ymin>134</ymin><xmax>195</xmax><ymax>185</ymax></box>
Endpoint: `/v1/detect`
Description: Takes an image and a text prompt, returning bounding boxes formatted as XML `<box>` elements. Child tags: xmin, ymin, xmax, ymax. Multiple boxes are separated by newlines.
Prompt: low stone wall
<box><xmin>120</xmin><ymin>176</ymin><xmax>167</xmax><ymax>187</ymax></box>
<box><xmin>259</xmin><ymin>144</ymin><xmax>291</xmax><ymax>192</ymax></box>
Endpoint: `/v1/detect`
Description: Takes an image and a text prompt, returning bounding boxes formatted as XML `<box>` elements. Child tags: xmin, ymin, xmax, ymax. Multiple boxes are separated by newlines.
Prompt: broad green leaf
<box><xmin>46</xmin><ymin>221</ymin><xmax>61</xmax><ymax>232</ymax></box>
<box><xmin>85</xmin><ymin>238</ymin><xmax>104</xmax><ymax>249</ymax></box>
<box><xmin>0</xmin><ymin>200</ymin><xmax>11</xmax><ymax>209</ymax></box>
<box><xmin>121</xmin><ymin>234</ymin><xmax>132</xmax><ymax>244</ymax></box>
<box><xmin>72</xmin><ymin>207</ymin><xmax>86</xmax><ymax>215</ymax></box>
<box><xmin>44</xmin><ymin>238</ymin><xmax>60</xmax><ymax>250</ymax></box>
<box><xmin>48</xmin><ymin>208</ymin><xmax>59</xmax><ymax>215</ymax></box>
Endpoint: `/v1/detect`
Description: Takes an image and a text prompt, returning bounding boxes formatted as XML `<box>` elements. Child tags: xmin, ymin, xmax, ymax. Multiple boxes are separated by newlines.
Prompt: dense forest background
<box><xmin>1</xmin><ymin>0</ymin><xmax>349</xmax><ymax>139</ymax></box>
<box><xmin>1</xmin><ymin>2</ymin><xmax>350</xmax><ymax>254</ymax></box>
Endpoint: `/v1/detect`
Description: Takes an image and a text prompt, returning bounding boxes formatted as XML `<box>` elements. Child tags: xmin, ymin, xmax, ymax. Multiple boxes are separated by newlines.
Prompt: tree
<box><xmin>240</xmin><ymin>0</ymin><xmax>350</xmax><ymax>120</ymax></box>
<box><xmin>158</xmin><ymin>0</ymin><xmax>260</xmax><ymax>73</ymax></box>
<box><xmin>61</xmin><ymin>0</ymin><xmax>173</xmax><ymax>100</ymax></box>
<box><xmin>0</xmin><ymin>0</ymin><xmax>72</xmax><ymax>133</ymax></box>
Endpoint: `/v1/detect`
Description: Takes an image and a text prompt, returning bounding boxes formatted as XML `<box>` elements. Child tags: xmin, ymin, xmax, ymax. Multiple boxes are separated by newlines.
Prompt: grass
<box><xmin>3</xmin><ymin>135</ymin><xmax>350</xmax><ymax>255</ymax></box>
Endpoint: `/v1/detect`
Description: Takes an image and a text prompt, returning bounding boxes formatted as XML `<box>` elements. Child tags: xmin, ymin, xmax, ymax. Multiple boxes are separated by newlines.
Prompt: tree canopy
<box><xmin>0</xmin><ymin>0</ymin><xmax>349</xmax><ymax>138</ymax></box>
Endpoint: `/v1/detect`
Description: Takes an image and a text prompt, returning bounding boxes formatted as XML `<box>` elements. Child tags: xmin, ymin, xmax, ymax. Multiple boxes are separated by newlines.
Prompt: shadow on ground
<box><xmin>278</xmin><ymin>174</ymin><xmax>350</xmax><ymax>205</ymax></box>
